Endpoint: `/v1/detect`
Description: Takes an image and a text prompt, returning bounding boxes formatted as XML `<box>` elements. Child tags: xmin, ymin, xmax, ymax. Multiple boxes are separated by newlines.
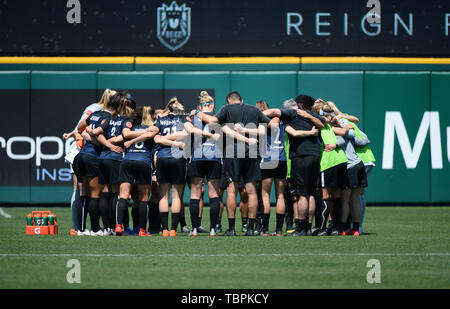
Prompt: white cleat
<box><xmin>77</xmin><ymin>229</ymin><xmax>91</xmax><ymax>236</ymax></box>
<box><xmin>209</xmin><ymin>228</ymin><xmax>216</xmax><ymax>237</ymax></box>
<box><xmin>102</xmin><ymin>228</ymin><xmax>112</xmax><ymax>236</ymax></box>
<box><xmin>189</xmin><ymin>228</ymin><xmax>198</xmax><ymax>237</ymax></box>
<box><xmin>89</xmin><ymin>230</ymin><xmax>104</xmax><ymax>236</ymax></box>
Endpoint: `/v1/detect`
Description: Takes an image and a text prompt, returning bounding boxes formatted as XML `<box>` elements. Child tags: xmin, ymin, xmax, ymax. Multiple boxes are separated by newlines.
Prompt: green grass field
<box><xmin>0</xmin><ymin>206</ymin><xmax>449</xmax><ymax>289</ymax></box>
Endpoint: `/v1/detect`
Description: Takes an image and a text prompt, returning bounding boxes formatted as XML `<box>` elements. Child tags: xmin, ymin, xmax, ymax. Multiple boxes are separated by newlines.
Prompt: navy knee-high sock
<box><xmin>116</xmin><ymin>198</ymin><xmax>128</xmax><ymax>226</ymax></box>
<box><xmin>209</xmin><ymin>197</ymin><xmax>220</xmax><ymax>230</ymax></box>
<box><xmin>89</xmin><ymin>197</ymin><xmax>101</xmax><ymax>232</ymax></box>
<box><xmin>189</xmin><ymin>199</ymin><xmax>200</xmax><ymax>229</ymax></box>
<box><xmin>139</xmin><ymin>202</ymin><xmax>148</xmax><ymax>230</ymax></box>
<box><xmin>99</xmin><ymin>192</ymin><xmax>111</xmax><ymax>230</ymax></box>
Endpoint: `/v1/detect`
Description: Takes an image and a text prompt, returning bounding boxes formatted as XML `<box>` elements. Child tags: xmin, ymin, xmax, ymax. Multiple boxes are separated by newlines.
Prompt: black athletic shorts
<box><xmin>222</xmin><ymin>157</ymin><xmax>261</xmax><ymax>185</ymax></box>
<box><xmin>156</xmin><ymin>157</ymin><xmax>187</xmax><ymax>184</ymax></box>
<box><xmin>220</xmin><ymin>171</ymin><xmax>245</xmax><ymax>189</ymax></box>
<box><xmin>99</xmin><ymin>159</ymin><xmax>121</xmax><ymax>184</ymax></box>
<box><xmin>345</xmin><ymin>161</ymin><xmax>368</xmax><ymax>188</ymax></box>
<box><xmin>72</xmin><ymin>152</ymin><xmax>101</xmax><ymax>179</ymax></box>
<box><xmin>188</xmin><ymin>160</ymin><xmax>221</xmax><ymax>179</ymax></box>
<box><xmin>290</xmin><ymin>155</ymin><xmax>320</xmax><ymax>197</ymax></box>
<box><xmin>118</xmin><ymin>160</ymin><xmax>152</xmax><ymax>185</ymax></box>
<box><xmin>261</xmin><ymin>161</ymin><xmax>287</xmax><ymax>180</ymax></box>
<box><xmin>320</xmin><ymin>162</ymin><xmax>348</xmax><ymax>188</ymax></box>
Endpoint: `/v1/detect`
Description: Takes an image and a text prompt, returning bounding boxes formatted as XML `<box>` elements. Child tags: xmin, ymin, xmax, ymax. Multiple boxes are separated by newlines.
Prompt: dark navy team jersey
<box><xmin>154</xmin><ymin>113</ymin><xmax>188</xmax><ymax>159</ymax></box>
<box><xmin>123</xmin><ymin>124</ymin><xmax>155</xmax><ymax>166</ymax></box>
<box><xmin>80</xmin><ymin>110</ymin><xmax>113</xmax><ymax>158</ymax></box>
<box><xmin>190</xmin><ymin>113</ymin><xmax>221</xmax><ymax>163</ymax></box>
<box><xmin>100</xmin><ymin>115</ymin><xmax>130</xmax><ymax>161</ymax></box>
<box><xmin>262</xmin><ymin>121</ymin><xmax>287</xmax><ymax>162</ymax></box>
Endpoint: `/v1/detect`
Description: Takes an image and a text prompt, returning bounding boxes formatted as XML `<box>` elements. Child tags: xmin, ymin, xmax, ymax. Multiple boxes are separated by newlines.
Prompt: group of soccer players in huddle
<box><xmin>63</xmin><ymin>88</ymin><xmax>375</xmax><ymax>237</ymax></box>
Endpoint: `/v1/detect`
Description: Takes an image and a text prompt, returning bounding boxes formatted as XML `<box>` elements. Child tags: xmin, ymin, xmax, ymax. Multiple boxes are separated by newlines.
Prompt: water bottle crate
<box><xmin>25</xmin><ymin>210</ymin><xmax>58</xmax><ymax>235</ymax></box>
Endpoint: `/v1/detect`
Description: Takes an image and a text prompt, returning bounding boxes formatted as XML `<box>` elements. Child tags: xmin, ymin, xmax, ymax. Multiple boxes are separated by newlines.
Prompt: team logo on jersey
<box><xmin>157</xmin><ymin>1</ymin><xmax>191</xmax><ymax>51</ymax></box>
<box><xmin>126</xmin><ymin>122</ymin><xmax>132</xmax><ymax>128</ymax></box>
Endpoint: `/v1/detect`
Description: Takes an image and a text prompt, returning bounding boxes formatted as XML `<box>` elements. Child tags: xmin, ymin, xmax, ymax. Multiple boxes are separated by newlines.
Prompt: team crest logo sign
<box><xmin>157</xmin><ymin>1</ymin><xmax>191</xmax><ymax>51</ymax></box>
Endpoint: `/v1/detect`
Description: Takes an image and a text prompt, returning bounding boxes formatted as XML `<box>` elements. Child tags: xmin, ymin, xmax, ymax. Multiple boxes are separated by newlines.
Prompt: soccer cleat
<box><xmin>197</xmin><ymin>225</ymin><xmax>209</xmax><ymax>233</ymax></box>
<box><xmin>181</xmin><ymin>225</ymin><xmax>191</xmax><ymax>233</ymax></box>
<box><xmin>241</xmin><ymin>224</ymin><xmax>248</xmax><ymax>233</ymax></box>
<box><xmin>115</xmin><ymin>224</ymin><xmax>124</xmax><ymax>236</ymax></box>
<box><xmin>70</xmin><ymin>229</ymin><xmax>78</xmax><ymax>236</ymax></box>
<box><xmin>263</xmin><ymin>233</ymin><xmax>270</xmax><ymax>237</ymax></box>
<box><xmin>162</xmin><ymin>229</ymin><xmax>169</xmax><ymax>237</ymax></box>
<box><xmin>223</xmin><ymin>229</ymin><xmax>236</xmax><ymax>236</ymax></box>
<box><xmin>316</xmin><ymin>229</ymin><xmax>328</xmax><ymax>236</ymax></box>
<box><xmin>169</xmin><ymin>229</ymin><xmax>177</xmax><ymax>237</ymax></box>
<box><xmin>290</xmin><ymin>230</ymin><xmax>307</xmax><ymax>236</ymax></box>
<box><xmin>124</xmin><ymin>227</ymin><xmax>135</xmax><ymax>236</ymax></box>
<box><xmin>306</xmin><ymin>229</ymin><xmax>313</xmax><ymax>236</ymax></box>
<box><xmin>209</xmin><ymin>228</ymin><xmax>216</xmax><ymax>237</ymax></box>
<box><xmin>90</xmin><ymin>230</ymin><xmax>104</xmax><ymax>236</ymax></box>
<box><xmin>348</xmin><ymin>230</ymin><xmax>360</xmax><ymax>236</ymax></box>
<box><xmin>132</xmin><ymin>227</ymin><xmax>140</xmax><ymax>235</ymax></box>
<box><xmin>215</xmin><ymin>223</ymin><xmax>222</xmax><ymax>233</ymax></box>
<box><xmin>77</xmin><ymin>229</ymin><xmax>91</xmax><ymax>236</ymax></box>
<box><xmin>103</xmin><ymin>228</ymin><xmax>114</xmax><ymax>236</ymax></box>
<box><xmin>273</xmin><ymin>229</ymin><xmax>283</xmax><ymax>236</ymax></box>
<box><xmin>245</xmin><ymin>228</ymin><xmax>255</xmax><ymax>236</ymax></box>
<box><xmin>286</xmin><ymin>227</ymin><xmax>296</xmax><ymax>234</ymax></box>
<box><xmin>139</xmin><ymin>229</ymin><xmax>151</xmax><ymax>237</ymax></box>
<box><xmin>189</xmin><ymin>228</ymin><xmax>198</xmax><ymax>237</ymax></box>
<box><xmin>338</xmin><ymin>230</ymin><xmax>347</xmax><ymax>236</ymax></box>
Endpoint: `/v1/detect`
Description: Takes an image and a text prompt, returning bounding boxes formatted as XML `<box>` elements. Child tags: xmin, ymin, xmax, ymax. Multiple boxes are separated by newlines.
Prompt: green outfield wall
<box><xmin>0</xmin><ymin>57</ymin><xmax>449</xmax><ymax>204</ymax></box>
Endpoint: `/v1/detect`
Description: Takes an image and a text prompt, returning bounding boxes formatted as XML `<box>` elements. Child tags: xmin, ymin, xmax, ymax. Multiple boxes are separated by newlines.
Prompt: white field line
<box><xmin>0</xmin><ymin>208</ymin><xmax>12</xmax><ymax>218</ymax></box>
<box><xmin>0</xmin><ymin>253</ymin><xmax>449</xmax><ymax>258</ymax></box>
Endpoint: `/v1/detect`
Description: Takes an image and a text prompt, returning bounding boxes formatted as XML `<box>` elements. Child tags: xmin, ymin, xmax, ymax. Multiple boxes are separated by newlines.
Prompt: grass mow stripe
<box><xmin>0</xmin><ymin>253</ymin><xmax>449</xmax><ymax>257</ymax></box>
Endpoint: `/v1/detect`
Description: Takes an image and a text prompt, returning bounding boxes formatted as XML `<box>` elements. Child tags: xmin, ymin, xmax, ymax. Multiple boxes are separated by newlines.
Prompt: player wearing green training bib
<box><xmin>350</xmin><ymin>122</ymin><xmax>375</xmax><ymax>234</ymax></box>
<box><xmin>315</xmin><ymin>121</ymin><xmax>348</xmax><ymax>236</ymax></box>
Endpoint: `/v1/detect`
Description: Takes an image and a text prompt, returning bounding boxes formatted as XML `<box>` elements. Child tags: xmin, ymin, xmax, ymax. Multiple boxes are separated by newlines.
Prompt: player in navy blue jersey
<box><xmin>87</xmin><ymin>94</ymin><xmax>136</xmax><ymax>236</ymax></box>
<box><xmin>72</xmin><ymin>92</ymin><xmax>122</xmax><ymax>236</ymax></box>
<box><xmin>154</xmin><ymin>97</ymin><xmax>190</xmax><ymax>237</ymax></box>
<box><xmin>113</xmin><ymin>106</ymin><xmax>159</xmax><ymax>237</ymax></box>
<box><xmin>184</xmin><ymin>91</ymin><xmax>222</xmax><ymax>237</ymax></box>
<box><xmin>256</xmin><ymin>100</ymin><xmax>288</xmax><ymax>236</ymax></box>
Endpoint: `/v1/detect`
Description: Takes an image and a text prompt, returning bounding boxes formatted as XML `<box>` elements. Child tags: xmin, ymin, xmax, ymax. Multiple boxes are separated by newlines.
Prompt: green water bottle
<box><xmin>41</xmin><ymin>214</ymin><xmax>49</xmax><ymax>226</ymax></box>
<box><xmin>33</xmin><ymin>213</ymin><xmax>41</xmax><ymax>226</ymax></box>
<box><xmin>26</xmin><ymin>214</ymin><xmax>33</xmax><ymax>225</ymax></box>
<box><xmin>48</xmin><ymin>214</ymin><xmax>55</xmax><ymax>226</ymax></box>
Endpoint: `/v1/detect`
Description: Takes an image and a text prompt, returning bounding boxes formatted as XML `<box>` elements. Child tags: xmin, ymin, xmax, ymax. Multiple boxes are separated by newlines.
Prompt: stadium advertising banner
<box><xmin>0</xmin><ymin>70</ymin><xmax>449</xmax><ymax>204</ymax></box>
<box><xmin>0</xmin><ymin>0</ymin><xmax>449</xmax><ymax>56</ymax></box>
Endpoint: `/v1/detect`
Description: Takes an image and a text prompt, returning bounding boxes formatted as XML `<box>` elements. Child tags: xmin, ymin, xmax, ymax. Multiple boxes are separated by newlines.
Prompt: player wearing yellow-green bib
<box><xmin>350</xmin><ymin>122</ymin><xmax>375</xmax><ymax>234</ymax></box>
<box><xmin>315</xmin><ymin>122</ymin><xmax>348</xmax><ymax>236</ymax></box>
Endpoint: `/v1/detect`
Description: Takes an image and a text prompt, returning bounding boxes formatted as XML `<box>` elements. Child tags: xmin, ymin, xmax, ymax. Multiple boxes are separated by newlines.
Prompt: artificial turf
<box><xmin>0</xmin><ymin>206</ymin><xmax>449</xmax><ymax>289</ymax></box>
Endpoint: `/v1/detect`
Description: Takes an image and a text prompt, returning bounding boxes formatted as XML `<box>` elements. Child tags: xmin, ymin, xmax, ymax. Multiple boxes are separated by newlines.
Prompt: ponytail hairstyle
<box><xmin>322</xmin><ymin>101</ymin><xmax>343</xmax><ymax>116</ymax></box>
<box><xmin>141</xmin><ymin>106</ymin><xmax>154</xmax><ymax>126</ymax></box>
<box><xmin>133</xmin><ymin>105</ymin><xmax>144</xmax><ymax>126</ymax></box>
<box><xmin>255</xmin><ymin>100</ymin><xmax>269</xmax><ymax>111</ymax></box>
<box><xmin>99</xmin><ymin>88</ymin><xmax>117</xmax><ymax>110</ymax></box>
<box><xmin>108</xmin><ymin>92</ymin><xmax>122</xmax><ymax>112</ymax></box>
<box><xmin>118</xmin><ymin>96</ymin><xmax>135</xmax><ymax>118</ymax></box>
<box><xmin>166</xmin><ymin>97</ymin><xmax>185</xmax><ymax>115</ymax></box>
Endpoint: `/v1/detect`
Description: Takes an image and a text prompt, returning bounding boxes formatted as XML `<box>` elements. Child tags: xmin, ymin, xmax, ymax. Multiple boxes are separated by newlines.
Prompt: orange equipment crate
<box><xmin>25</xmin><ymin>210</ymin><xmax>58</xmax><ymax>235</ymax></box>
